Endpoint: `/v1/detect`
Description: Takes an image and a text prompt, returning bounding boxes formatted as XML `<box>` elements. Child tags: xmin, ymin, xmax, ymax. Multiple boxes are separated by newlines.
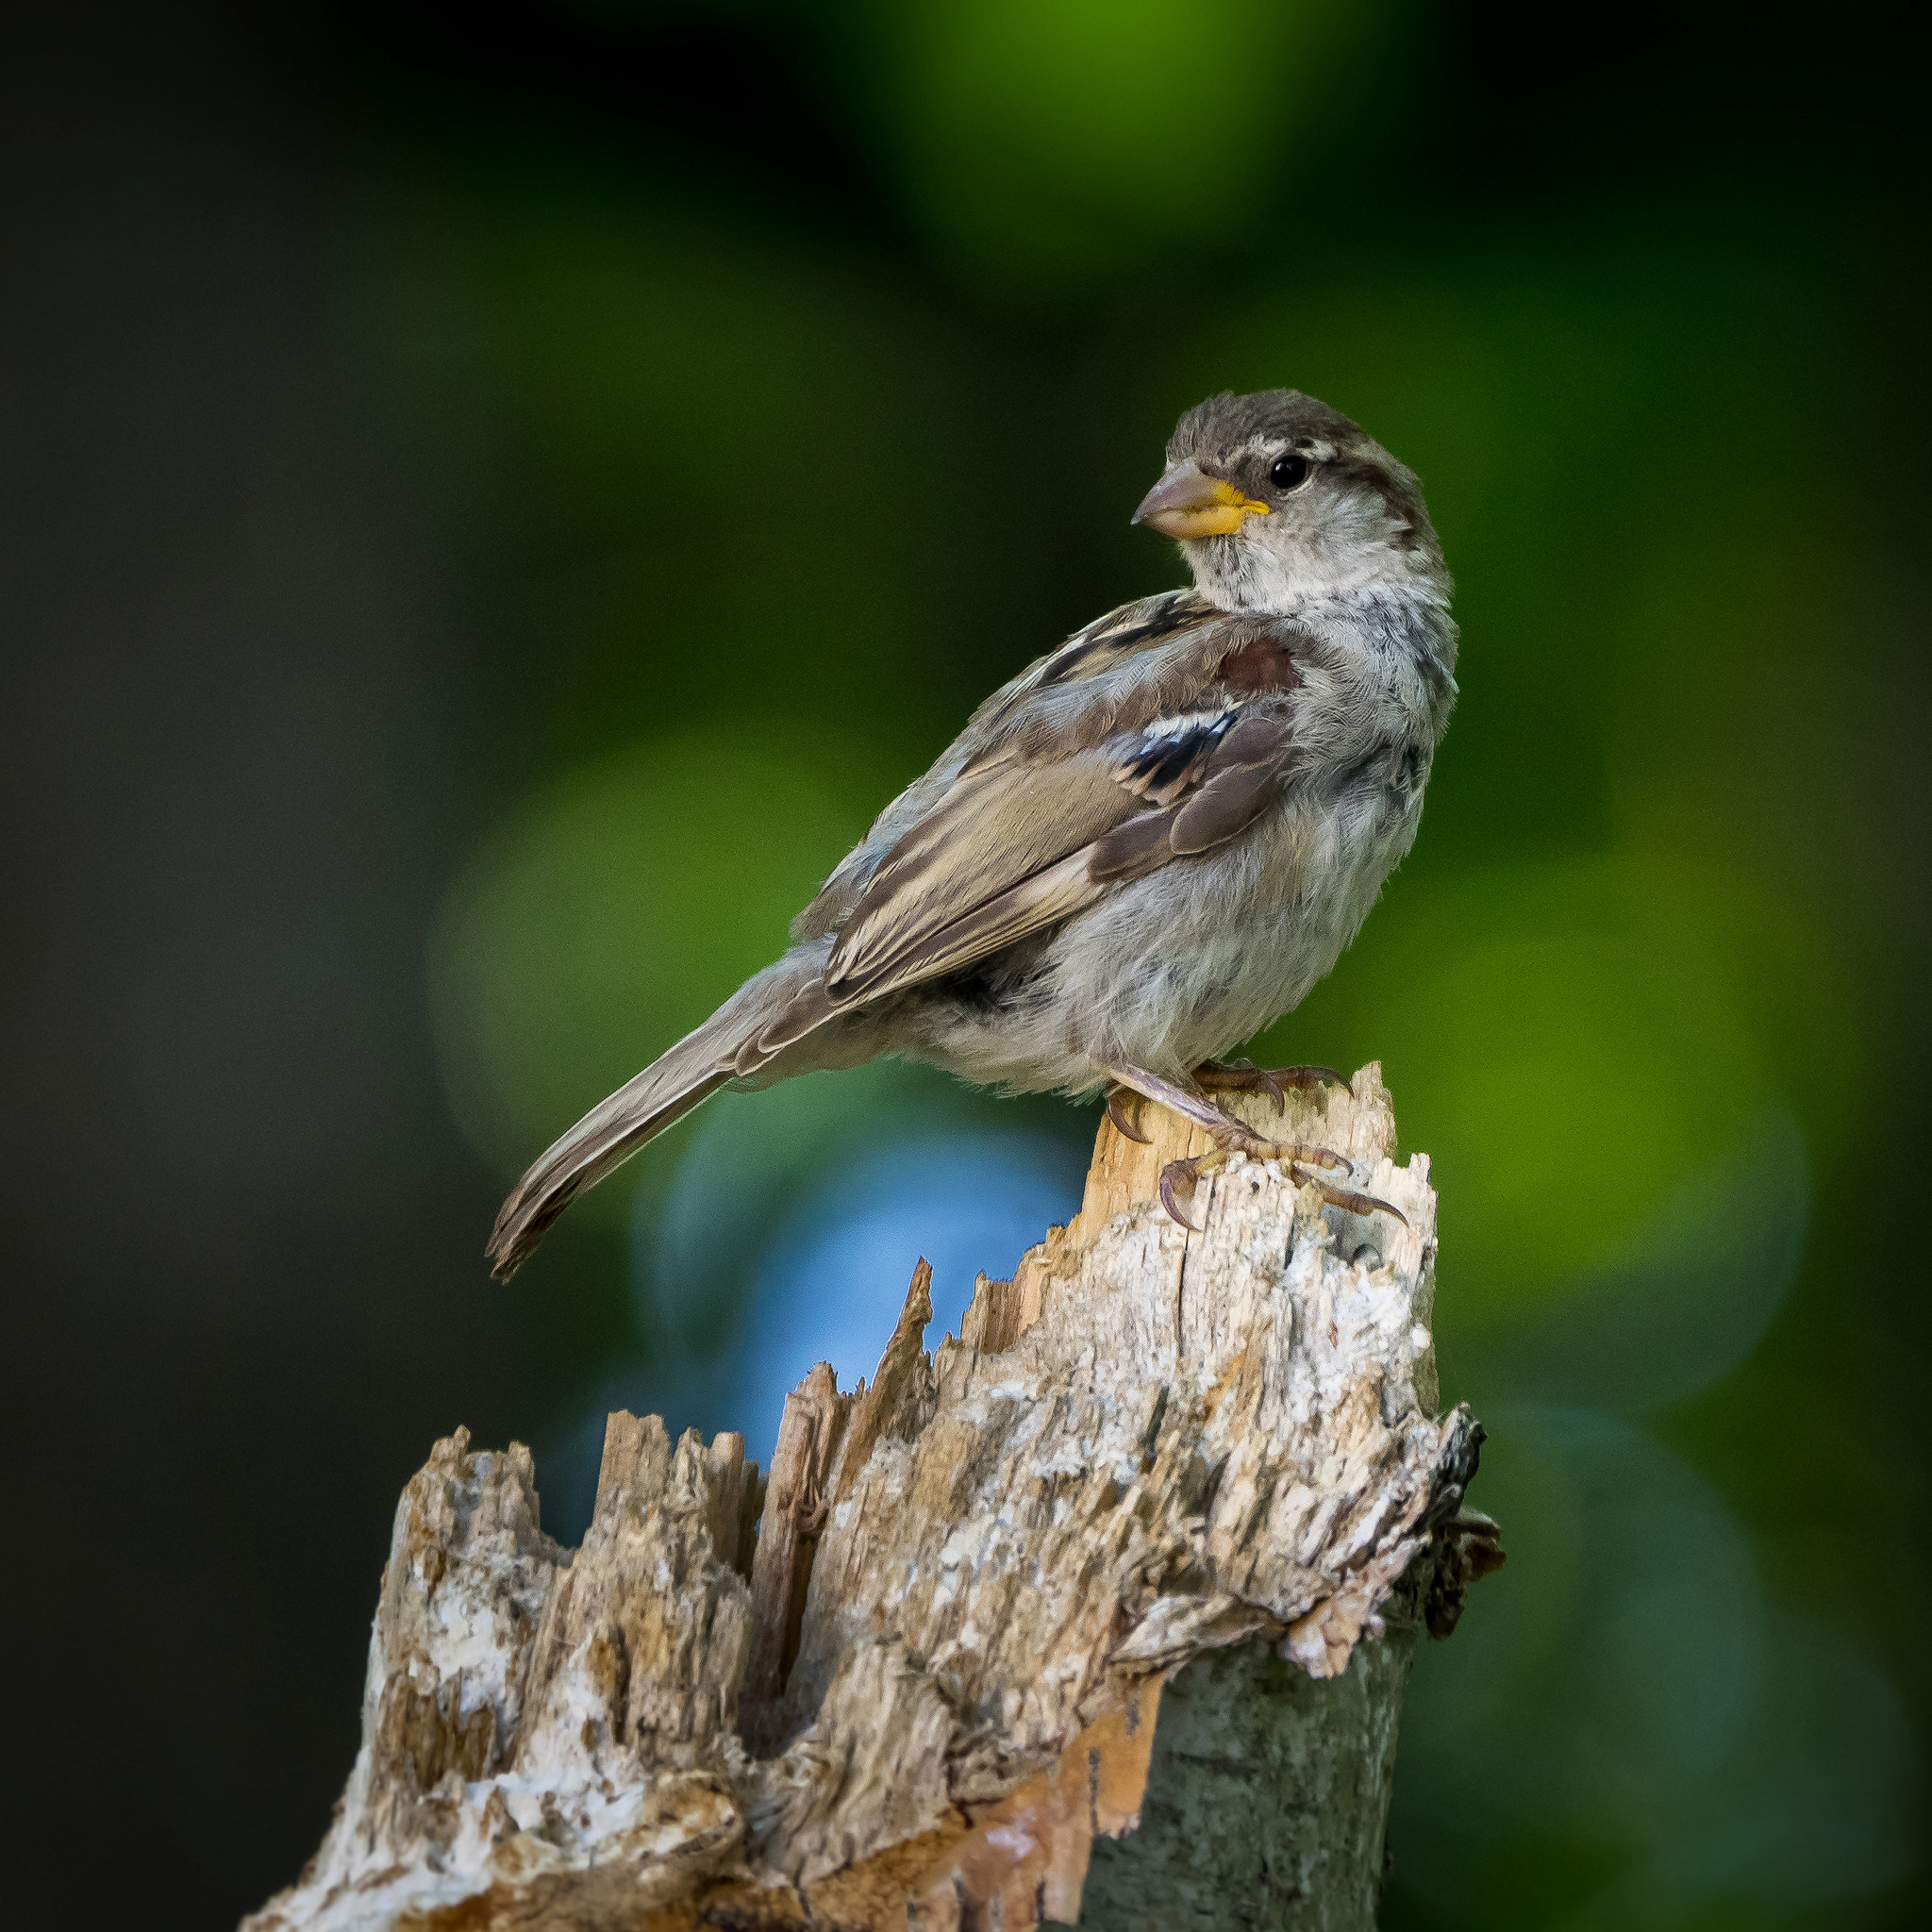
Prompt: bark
<box><xmin>247</xmin><ymin>1063</ymin><xmax>1500</xmax><ymax>1932</ymax></box>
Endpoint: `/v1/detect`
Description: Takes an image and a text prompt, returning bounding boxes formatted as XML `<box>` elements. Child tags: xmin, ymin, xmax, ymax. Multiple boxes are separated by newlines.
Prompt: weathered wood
<box><xmin>741</xmin><ymin>1360</ymin><xmax>850</xmax><ymax>1752</ymax></box>
<box><xmin>247</xmin><ymin>1064</ymin><xmax>1497</xmax><ymax>1932</ymax></box>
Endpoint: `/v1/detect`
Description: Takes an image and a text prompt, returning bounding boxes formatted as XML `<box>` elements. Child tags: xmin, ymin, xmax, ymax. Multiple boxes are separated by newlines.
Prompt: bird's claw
<box><xmin>1193</xmin><ymin>1058</ymin><xmax>1352</xmax><ymax>1116</ymax></box>
<box><xmin>1290</xmin><ymin>1165</ymin><xmax>1409</xmax><ymax>1229</ymax></box>
<box><xmin>1105</xmin><ymin>1085</ymin><xmax>1152</xmax><ymax>1144</ymax></box>
<box><xmin>1158</xmin><ymin>1155</ymin><xmax>1208</xmax><ymax>1231</ymax></box>
<box><xmin>1158</xmin><ymin>1139</ymin><xmax>1404</xmax><ymax>1233</ymax></box>
<box><xmin>1215</xmin><ymin>1058</ymin><xmax>1287</xmax><ymax>1111</ymax></box>
<box><xmin>1294</xmin><ymin>1064</ymin><xmax>1353</xmax><ymax>1093</ymax></box>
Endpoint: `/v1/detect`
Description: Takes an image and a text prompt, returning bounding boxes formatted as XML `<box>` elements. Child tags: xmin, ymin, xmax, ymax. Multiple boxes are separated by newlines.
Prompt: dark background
<box><xmin>6</xmin><ymin>4</ymin><xmax>1926</xmax><ymax>1925</ymax></box>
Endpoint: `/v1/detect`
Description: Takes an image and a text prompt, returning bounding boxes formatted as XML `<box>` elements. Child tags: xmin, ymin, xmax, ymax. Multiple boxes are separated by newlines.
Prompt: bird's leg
<box><xmin>1103</xmin><ymin>1063</ymin><xmax>1405</xmax><ymax>1235</ymax></box>
<box><xmin>1191</xmin><ymin>1057</ymin><xmax>1352</xmax><ymax>1114</ymax></box>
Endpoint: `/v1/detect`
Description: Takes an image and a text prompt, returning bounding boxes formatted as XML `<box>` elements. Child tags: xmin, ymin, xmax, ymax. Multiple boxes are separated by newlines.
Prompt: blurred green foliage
<box><xmin>826</xmin><ymin>0</ymin><xmax>1388</xmax><ymax>287</ymax></box>
<box><xmin>352</xmin><ymin>3</ymin><xmax>1928</xmax><ymax>1924</ymax></box>
<box><xmin>429</xmin><ymin>721</ymin><xmax>892</xmax><ymax>1194</ymax></box>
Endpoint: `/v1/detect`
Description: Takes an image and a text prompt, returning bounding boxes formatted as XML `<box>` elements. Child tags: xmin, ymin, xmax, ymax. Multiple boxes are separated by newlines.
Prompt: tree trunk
<box><xmin>247</xmin><ymin>1065</ymin><xmax>1501</xmax><ymax>1932</ymax></box>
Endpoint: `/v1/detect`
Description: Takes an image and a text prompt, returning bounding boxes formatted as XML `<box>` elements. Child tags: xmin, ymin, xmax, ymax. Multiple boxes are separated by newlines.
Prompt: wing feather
<box><xmin>1090</xmin><ymin>715</ymin><xmax>1299</xmax><ymax>883</ymax></box>
<box><xmin>1170</xmin><ymin>715</ymin><xmax>1297</xmax><ymax>853</ymax></box>
<box><xmin>830</xmin><ymin>850</ymin><xmax>1099</xmax><ymax>1004</ymax></box>
<box><xmin>1087</xmin><ymin>808</ymin><xmax>1176</xmax><ymax>885</ymax></box>
<box><xmin>819</xmin><ymin>615</ymin><xmax>1308</xmax><ymax>1008</ymax></box>
<box><xmin>824</xmin><ymin>757</ymin><xmax>1128</xmax><ymax>999</ymax></box>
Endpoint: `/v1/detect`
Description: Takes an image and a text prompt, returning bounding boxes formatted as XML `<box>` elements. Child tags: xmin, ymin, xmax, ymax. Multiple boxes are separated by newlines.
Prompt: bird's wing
<box><xmin>486</xmin><ymin>606</ymin><xmax>1300</xmax><ymax>1277</ymax></box>
<box><xmin>821</xmin><ymin>616</ymin><xmax>1306</xmax><ymax>1007</ymax></box>
<box><xmin>790</xmin><ymin>589</ymin><xmax>1224</xmax><ymax>943</ymax></box>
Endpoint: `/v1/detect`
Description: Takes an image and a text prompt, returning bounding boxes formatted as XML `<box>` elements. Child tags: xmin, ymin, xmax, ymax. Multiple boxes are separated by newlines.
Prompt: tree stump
<box><xmin>248</xmin><ymin>1064</ymin><xmax>1500</xmax><ymax>1931</ymax></box>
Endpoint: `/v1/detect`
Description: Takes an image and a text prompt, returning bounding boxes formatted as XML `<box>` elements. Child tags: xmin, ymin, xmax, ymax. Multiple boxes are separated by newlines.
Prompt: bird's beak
<box><xmin>1131</xmin><ymin>461</ymin><xmax>1271</xmax><ymax>539</ymax></box>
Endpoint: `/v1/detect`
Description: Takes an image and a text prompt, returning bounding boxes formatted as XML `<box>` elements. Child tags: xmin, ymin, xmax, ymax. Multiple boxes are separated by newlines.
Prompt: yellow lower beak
<box><xmin>1131</xmin><ymin>461</ymin><xmax>1271</xmax><ymax>539</ymax></box>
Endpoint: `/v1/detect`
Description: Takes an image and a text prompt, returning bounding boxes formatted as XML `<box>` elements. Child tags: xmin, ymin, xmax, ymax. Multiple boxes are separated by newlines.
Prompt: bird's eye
<box><xmin>1270</xmin><ymin>451</ymin><xmax>1311</xmax><ymax>491</ymax></box>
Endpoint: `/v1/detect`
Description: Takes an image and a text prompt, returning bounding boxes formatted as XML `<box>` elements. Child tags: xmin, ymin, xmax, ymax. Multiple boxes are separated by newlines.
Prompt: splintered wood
<box><xmin>250</xmin><ymin>1064</ymin><xmax>1499</xmax><ymax>1932</ymax></box>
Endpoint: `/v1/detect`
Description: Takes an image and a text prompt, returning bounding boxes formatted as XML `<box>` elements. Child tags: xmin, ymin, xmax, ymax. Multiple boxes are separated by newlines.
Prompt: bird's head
<box><xmin>1133</xmin><ymin>389</ymin><xmax>1448</xmax><ymax>614</ymax></box>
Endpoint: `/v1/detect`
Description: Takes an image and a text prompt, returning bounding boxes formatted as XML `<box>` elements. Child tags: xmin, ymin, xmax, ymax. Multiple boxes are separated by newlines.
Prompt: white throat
<box><xmin>1189</xmin><ymin>532</ymin><xmax>1448</xmax><ymax>617</ymax></box>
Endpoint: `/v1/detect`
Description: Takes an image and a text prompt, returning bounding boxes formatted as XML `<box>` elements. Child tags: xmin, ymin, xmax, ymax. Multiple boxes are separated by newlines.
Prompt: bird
<box><xmin>487</xmin><ymin>389</ymin><xmax>1457</xmax><ymax>1278</ymax></box>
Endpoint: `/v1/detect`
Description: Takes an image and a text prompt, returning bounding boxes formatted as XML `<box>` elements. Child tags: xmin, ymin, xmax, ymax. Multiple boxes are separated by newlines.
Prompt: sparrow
<box><xmin>488</xmin><ymin>389</ymin><xmax>1457</xmax><ymax>1277</ymax></box>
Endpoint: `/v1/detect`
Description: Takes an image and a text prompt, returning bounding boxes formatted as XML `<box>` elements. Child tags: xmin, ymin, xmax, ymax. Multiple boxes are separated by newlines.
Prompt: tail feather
<box><xmin>486</xmin><ymin>948</ymin><xmax>832</xmax><ymax>1279</ymax></box>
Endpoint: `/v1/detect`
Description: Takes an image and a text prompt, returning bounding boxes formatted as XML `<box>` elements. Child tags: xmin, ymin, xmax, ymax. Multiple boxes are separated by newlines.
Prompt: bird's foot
<box><xmin>1098</xmin><ymin>1062</ymin><xmax>1401</xmax><ymax>1233</ymax></box>
<box><xmin>1191</xmin><ymin>1057</ymin><xmax>1352</xmax><ymax>1114</ymax></box>
<box><xmin>1158</xmin><ymin>1124</ymin><xmax>1405</xmax><ymax>1235</ymax></box>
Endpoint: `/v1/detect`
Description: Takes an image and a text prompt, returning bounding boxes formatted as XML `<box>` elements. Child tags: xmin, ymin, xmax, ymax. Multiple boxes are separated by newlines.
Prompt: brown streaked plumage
<box><xmin>487</xmin><ymin>389</ymin><xmax>1457</xmax><ymax>1276</ymax></box>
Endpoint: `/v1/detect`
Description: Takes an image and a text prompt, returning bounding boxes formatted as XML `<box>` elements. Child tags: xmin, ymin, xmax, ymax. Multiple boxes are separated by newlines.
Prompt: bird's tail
<box><xmin>486</xmin><ymin>946</ymin><xmax>837</xmax><ymax>1279</ymax></box>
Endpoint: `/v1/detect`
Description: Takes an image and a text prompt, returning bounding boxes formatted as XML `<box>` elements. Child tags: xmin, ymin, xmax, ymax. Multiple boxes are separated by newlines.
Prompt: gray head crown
<box><xmin>1167</xmin><ymin>389</ymin><xmax>1362</xmax><ymax>467</ymax></box>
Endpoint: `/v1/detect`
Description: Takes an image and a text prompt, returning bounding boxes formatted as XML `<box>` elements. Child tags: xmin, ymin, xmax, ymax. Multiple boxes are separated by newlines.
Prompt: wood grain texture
<box><xmin>249</xmin><ymin>1065</ymin><xmax>1496</xmax><ymax>1932</ymax></box>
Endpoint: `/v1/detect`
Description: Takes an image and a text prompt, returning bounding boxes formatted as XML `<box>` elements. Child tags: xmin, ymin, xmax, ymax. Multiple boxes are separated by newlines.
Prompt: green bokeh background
<box><xmin>12</xmin><ymin>2</ymin><xmax>1924</xmax><ymax>1924</ymax></box>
